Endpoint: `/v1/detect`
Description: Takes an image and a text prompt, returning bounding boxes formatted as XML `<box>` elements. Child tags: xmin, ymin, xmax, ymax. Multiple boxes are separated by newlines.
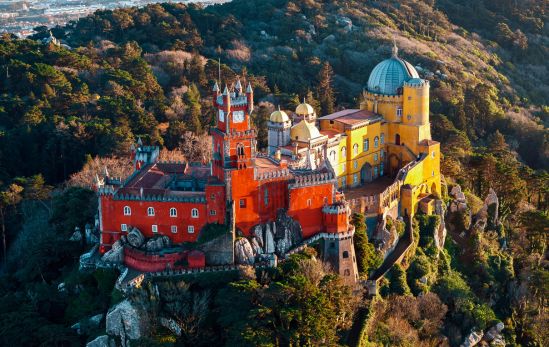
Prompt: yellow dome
<box><xmin>290</xmin><ymin>120</ymin><xmax>321</xmax><ymax>141</ymax></box>
<box><xmin>270</xmin><ymin>109</ymin><xmax>289</xmax><ymax>123</ymax></box>
<box><xmin>295</xmin><ymin>102</ymin><xmax>315</xmax><ymax>116</ymax></box>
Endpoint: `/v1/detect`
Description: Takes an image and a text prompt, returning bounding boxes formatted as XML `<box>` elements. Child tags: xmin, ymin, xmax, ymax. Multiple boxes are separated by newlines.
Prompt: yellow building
<box><xmin>267</xmin><ymin>43</ymin><xmax>441</xmax><ymax>216</ymax></box>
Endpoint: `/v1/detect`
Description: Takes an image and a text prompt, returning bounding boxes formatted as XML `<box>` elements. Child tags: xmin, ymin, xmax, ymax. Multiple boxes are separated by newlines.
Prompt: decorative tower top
<box><xmin>392</xmin><ymin>38</ymin><xmax>398</xmax><ymax>57</ymax></box>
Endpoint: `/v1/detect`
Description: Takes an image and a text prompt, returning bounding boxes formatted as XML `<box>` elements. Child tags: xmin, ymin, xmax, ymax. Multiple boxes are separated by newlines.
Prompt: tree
<box><xmin>0</xmin><ymin>184</ymin><xmax>23</xmax><ymax>264</ymax></box>
<box><xmin>185</xmin><ymin>83</ymin><xmax>203</xmax><ymax>134</ymax></box>
<box><xmin>351</xmin><ymin>213</ymin><xmax>382</xmax><ymax>277</ymax></box>
<box><xmin>316</xmin><ymin>62</ymin><xmax>335</xmax><ymax>115</ymax></box>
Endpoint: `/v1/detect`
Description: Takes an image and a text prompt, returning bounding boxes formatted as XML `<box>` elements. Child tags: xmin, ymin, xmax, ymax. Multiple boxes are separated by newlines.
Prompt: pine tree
<box><xmin>185</xmin><ymin>83</ymin><xmax>203</xmax><ymax>134</ymax></box>
<box><xmin>317</xmin><ymin>62</ymin><xmax>335</xmax><ymax>115</ymax></box>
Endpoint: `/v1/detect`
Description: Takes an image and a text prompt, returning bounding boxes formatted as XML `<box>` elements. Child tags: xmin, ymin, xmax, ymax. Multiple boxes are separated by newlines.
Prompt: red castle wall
<box><xmin>123</xmin><ymin>248</ymin><xmax>205</xmax><ymax>272</ymax></box>
<box><xmin>288</xmin><ymin>183</ymin><xmax>334</xmax><ymax>239</ymax></box>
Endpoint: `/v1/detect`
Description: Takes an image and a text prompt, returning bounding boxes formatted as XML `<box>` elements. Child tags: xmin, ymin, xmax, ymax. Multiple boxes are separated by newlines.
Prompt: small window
<box><xmin>170</xmin><ymin>208</ymin><xmax>177</xmax><ymax>217</ymax></box>
<box><xmin>152</xmin><ymin>225</ymin><xmax>158</xmax><ymax>233</ymax></box>
<box><xmin>408</xmin><ymin>96</ymin><xmax>412</xmax><ymax>101</ymax></box>
<box><xmin>407</xmin><ymin>115</ymin><xmax>412</xmax><ymax>121</ymax></box>
<box><xmin>191</xmin><ymin>208</ymin><xmax>199</xmax><ymax>218</ymax></box>
<box><xmin>121</xmin><ymin>224</ymin><xmax>127</xmax><ymax>232</ymax></box>
<box><xmin>363</xmin><ymin>138</ymin><xmax>369</xmax><ymax>152</ymax></box>
<box><xmin>374</xmin><ymin>167</ymin><xmax>378</xmax><ymax>177</ymax></box>
<box><xmin>353</xmin><ymin>174</ymin><xmax>358</xmax><ymax>184</ymax></box>
<box><xmin>374</xmin><ymin>136</ymin><xmax>379</xmax><ymax>148</ymax></box>
<box><xmin>397</xmin><ymin>107</ymin><xmax>403</xmax><ymax>117</ymax></box>
<box><xmin>330</xmin><ymin>150</ymin><xmax>336</xmax><ymax>162</ymax></box>
<box><xmin>343</xmin><ymin>251</ymin><xmax>349</xmax><ymax>258</ymax></box>
<box><xmin>239</xmin><ymin>199</ymin><xmax>246</xmax><ymax>208</ymax></box>
<box><xmin>353</xmin><ymin>160</ymin><xmax>358</xmax><ymax>169</ymax></box>
<box><xmin>123</xmin><ymin>206</ymin><xmax>131</xmax><ymax>216</ymax></box>
<box><xmin>210</xmin><ymin>193</ymin><xmax>215</xmax><ymax>200</ymax></box>
<box><xmin>264</xmin><ymin>188</ymin><xmax>269</xmax><ymax>206</ymax></box>
<box><xmin>147</xmin><ymin>207</ymin><xmax>155</xmax><ymax>216</ymax></box>
<box><xmin>380</xmin><ymin>133</ymin><xmax>385</xmax><ymax>144</ymax></box>
<box><xmin>307</xmin><ymin>199</ymin><xmax>312</xmax><ymax>207</ymax></box>
<box><xmin>374</xmin><ymin>153</ymin><xmax>378</xmax><ymax>162</ymax></box>
<box><xmin>188</xmin><ymin>225</ymin><xmax>195</xmax><ymax>234</ymax></box>
<box><xmin>381</xmin><ymin>149</ymin><xmax>385</xmax><ymax>158</ymax></box>
<box><xmin>171</xmin><ymin>225</ymin><xmax>177</xmax><ymax>233</ymax></box>
<box><xmin>432</xmin><ymin>170</ymin><xmax>435</xmax><ymax>177</ymax></box>
<box><xmin>432</xmin><ymin>151</ymin><xmax>436</xmax><ymax>158</ymax></box>
<box><xmin>209</xmin><ymin>210</ymin><xmax>216</xmax><ymax>216</ymax></box>
<box><xmin>341</xmin><ymin>163</ymin><xmax>346</xmax><ymax>172</ymax></box>
<box><xmin>344</xmin><ymin>269</ymin><xmax>350</xmax><ymax>276</ymax></box>
<box><xmin>353</xmin><ymin>143</ymin><xmax>358</xmax><ymax>155</ymax></box>
<box><xmin>380</xmin><ymin>162</ymin><xmax>384</xmax><ymax>176</ymax></box>
<box><xmin>341</xmin><ymin>146</ymin><xmax>347</xmax><ymax>159</ymax></box>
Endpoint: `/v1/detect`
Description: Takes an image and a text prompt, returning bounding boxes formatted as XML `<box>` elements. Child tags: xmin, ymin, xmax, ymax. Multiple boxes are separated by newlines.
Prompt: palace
<box><xmin>95</xmin><ymin>45</ymin><xmax>440</xmax><ymax>286</ymax></box>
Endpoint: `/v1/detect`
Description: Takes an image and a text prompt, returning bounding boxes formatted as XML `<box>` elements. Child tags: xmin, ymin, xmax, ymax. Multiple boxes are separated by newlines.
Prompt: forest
<box><xmin>0</xmin><ymin>0</ymin><xmax>547</xmax><ymax>346</ymax></box>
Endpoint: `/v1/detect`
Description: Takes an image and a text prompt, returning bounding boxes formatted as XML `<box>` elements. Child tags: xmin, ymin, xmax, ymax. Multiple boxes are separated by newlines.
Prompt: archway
<box><xmin>388</xmin><ymin>153</ymin><xmax>401</xmax><ymax>177</ymax></box>
<box><xmin>395</xmin><ymin>134</ymin><xmax>401</xmax><ymax>145</ymax></box>
<box><xmin>360</xmin><ymin>163</ymin><xmax>373</xmax><ymax>183</ymax></box>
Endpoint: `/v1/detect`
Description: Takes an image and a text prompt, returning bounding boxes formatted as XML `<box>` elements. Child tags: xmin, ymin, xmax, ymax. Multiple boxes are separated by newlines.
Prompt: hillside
<box><xmin>0</xmin><ymin>1</ymin><xmax>547</xmax><ymax>346</ymax></box>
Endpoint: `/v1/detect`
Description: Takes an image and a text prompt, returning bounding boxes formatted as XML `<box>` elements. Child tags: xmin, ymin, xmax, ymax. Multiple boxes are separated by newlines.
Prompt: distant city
<box><xmin>0</xmin><ymin>0</ymin><xmax>228</xmax><ymax>37</ymax></box>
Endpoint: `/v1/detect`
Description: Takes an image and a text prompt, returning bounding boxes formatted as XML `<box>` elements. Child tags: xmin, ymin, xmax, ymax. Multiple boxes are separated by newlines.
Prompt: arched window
<box><xmin>374</xmin><ymin>166</ymin><xmax>378</xmax><ymax>177</ymax></box>
<box><xmin>374</xmin><ymin>153</ymin><xmax>378</xmax><ymax>162</ymax></box>
<box><xmin>353</xmin><ymin>143</ymin><xmax>359</xmax><ymax>155</ymax></box>
<box><xmin>380</xmin><ymin>162</ymin><xmax>384</xmax><ymax>176</ymax></box>
<box><xmin>330</xmin><ymin>150</ymin><xmax>336</xmax><ymax>162</ymax></box>
<box><xmin>363</xmin><ymin>138</ymin><xmax>369</xmax><ymax>152</ymax></box>
<box><xmin>380</xmin><ymin>133</ymin><xmax>385</xmax><ymax>144</ymax></box>
<box><xmin>147</xmin><ymin>207</ymin><xmax>155</xmax><ymax>216</ymax></box>
<box><xmin>191</xmin><ymin>208</ymin><xmax>199</xmax><ymax>218</ymax></box>
<box><xmin>381</xmin><ymin>149</ymin><xmax>385</xmax><ymax>158</ymax></box>
<box><xmin>264</xmin><ymin>188</ymin><xmax>269</xmax><ymax>206</ymax></box>
<box><xmin>374</xmin><ymin>136</ymin><xmax>379</xmax><ymax>148</ymax></box>
<box><xmin>396</xmin><ymin>107</ymin><xmax>403</xmax><ymax>119</ymax></box>
<box><xmin>169</xmin><ymin>208</ymin><xmax>177</xmax><ymax>217</ymax></box>
<box><xmin>123</xmin><ymin>206</ymin><xmax>131</xmax><ymax>216</ymax></box>
<box><xmin>341</xmin><ymin>146</ymin><xmax>346</xmax><ymax>159</ymax></box>
<box><xmin>236</xmin><ymin>143</ymin><xmax>244</xmax><ymax>156</ymax></box>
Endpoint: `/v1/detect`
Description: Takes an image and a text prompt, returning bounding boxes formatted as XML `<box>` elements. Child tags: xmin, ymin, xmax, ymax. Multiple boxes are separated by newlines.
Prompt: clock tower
<box><xmin>211</xmin><ymin>80</ymin><xmax>256</xmax><ymax>182</ymax></box>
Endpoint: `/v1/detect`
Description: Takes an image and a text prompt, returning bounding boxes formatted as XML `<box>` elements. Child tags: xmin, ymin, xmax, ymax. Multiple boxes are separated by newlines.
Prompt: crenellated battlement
<box><xmin>289</xmin><ymin>172</ymin><xmax>335</xmax><ymax>189</ymax></box>
<box><xmin>112</xmin><ymin>192</ymin><xmax>207</xmax><ymax>203</ymax></box>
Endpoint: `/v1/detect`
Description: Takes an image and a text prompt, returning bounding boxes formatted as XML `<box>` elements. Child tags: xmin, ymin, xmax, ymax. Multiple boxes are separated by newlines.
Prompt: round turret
<box><xmin>270</xmin><ymin>107</ymin><xmax>290</xmax><ymax>123</ymax></box>
<box><xmin>367</xmin><ymin>44</ymin><xmax>419</xmax><ymax>96</ymax></box>
<box><xmin>295</xmin><ymin>100</ymin><xmax>316</xmax><ymax>121</ymax></box>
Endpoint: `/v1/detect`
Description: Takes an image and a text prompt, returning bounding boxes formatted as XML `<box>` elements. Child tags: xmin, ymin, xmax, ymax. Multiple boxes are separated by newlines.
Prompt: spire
<box><xmin>223</xmin><ymin>85</ymin><xmax>229</xmax><ymax>95</ymax></box>
<box><xmin>104</xmin><ymin>166</ymin><xmax>109</xmax><ymax>178</ymax></box>
<box><xmin>137</xmin><ymin>136</ymin><xmax>143</xmax><ymax>146</ymax></box>
<box><xmin>392</xmin><ymin>38</ymin><xmax>398</xmax><ymax>57</ymax></box>
<box><xmin>213</xmin><ymin>81</ymin><xmax>219</xmax><ymax>92</ymax></box>
<box><xmin>246</xmin><ymin>82</ymin><xmax>253</xmax><ymax>93</ymax></box>
<box><xmin>235</xmin><ymin>78</ymin><xmax>242</xmax><ymax>92</ymax></box>
<box><xmin>278</xmin><ymin>105</ymin><xmax>281</xmax><ymax>111</ymax></box>
<box><xmin>303</xmin><ymin>97</ymin><xmax>306</xmax><ymax>104</ymax></box>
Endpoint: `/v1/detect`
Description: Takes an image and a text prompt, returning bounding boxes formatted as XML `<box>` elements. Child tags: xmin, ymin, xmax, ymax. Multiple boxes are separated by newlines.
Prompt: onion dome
<box><xmin>367</xmin><ymin>43</ymin><xmax>419</xmax><ymax>95</ymax></box>
<box><xmin>270</xmin><ymin>106</ymin><xmax>290</xmax><ymax>123</ymax></box>
<box><xmin>290</xmin><ymin>120</ymin><xmax>321</xmax><ymax>141</ymax></box>
<box><xmin>295</xmin><ymin>100</ymin><xmax>315</xmax><ymax>117</ymax></box>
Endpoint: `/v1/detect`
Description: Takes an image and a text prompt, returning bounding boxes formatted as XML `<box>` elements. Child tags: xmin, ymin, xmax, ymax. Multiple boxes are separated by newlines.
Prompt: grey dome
<box><xmin>367</xmin><ymin>55</ymin><xmax>419</xmax><ymax>95</ymax></box>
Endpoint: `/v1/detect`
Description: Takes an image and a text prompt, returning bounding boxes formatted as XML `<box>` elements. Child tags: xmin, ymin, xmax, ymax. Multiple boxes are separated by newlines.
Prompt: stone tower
<box><xmin>267</xmin><ymin>107</ymin><xmax>291</xmax><ymax>155</ymax></box>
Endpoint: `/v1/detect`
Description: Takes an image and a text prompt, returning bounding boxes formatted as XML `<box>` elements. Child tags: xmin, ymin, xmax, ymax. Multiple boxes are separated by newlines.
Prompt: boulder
<box><xmin>106</xmin><ymin>299</ymin><xmax>149</xmax><ymax>345</ymax></box>
<box><xmin>127</xmin><ymin>227</ymin><xmax>145</xmax><ymax>248</ymax></box>
<box><xmin>450</xmin><ymin>185</ymin><xmax>462</xmax><ymax>197</ymax></box>
<box><xmin>235</xmin><ymin>238</ymin><xmax>255</xmax><ymax>265</ymax></box>
<box><xmin>88</xmin><ymin>313</ymin><xmax>104</xmax><ymax>327</ymax></box>
<box><xmin>460</xmin><ymin>330</ymin><xmax>483</xmax><ymax>347</ymax></box>
<box><xmin>144</xmin><ymin>235</ymin><xmax>171</xmax><ymax>252</ymax></box>
<box><xmin>86</xmin><ymin>335</ymin><xmax>115</xmax><ymax>347</ymax></box>
<box><xmin>252</xmin><ymin>225</ymin><xmax>264</xmax><ymax>249</ymax></box>
<box><xmin>70</xmin><ymin>227</ymin><xmax>82</xmax><ymax>242</ymax></box>
<box><xmin>160</xmin><ymin>317</ymin><xmax>181</xmax><ymax>336</ymax></box>
<box><xmin>101</xmin><ymin>240</ymin><xmax>124</xmax><ymax>263</ymax></box>
<box><xmin>251</xmin><ymin>237</ymin><xmax>263</xmax><ymax>255</ymax></box>
<box><xmin>264</xmin><ymin>224</ymin><xmax>275</xmax><ymax>254</ymax></box>
<box><xmin>275</xmin><ymin>210</ymin><xmax>302</xmax><ymax>246</ymax></box>
<box><xmin>275</xmin><ymin>227</ymin><xmax>292</xmax><ymax>255</ymax></box>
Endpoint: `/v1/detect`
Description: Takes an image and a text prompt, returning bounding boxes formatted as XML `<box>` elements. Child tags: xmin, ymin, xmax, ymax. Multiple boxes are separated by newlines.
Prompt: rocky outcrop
<box><xmin>449</xmin><ymin>185</ymin><xmax>468</xmax><ymax>213</ymax></box>
<box><xmin>434</xmin><ymin>199</ymin><xmax>447</xmax><ymax>249</ymax></box>
<box><xmin>264</xmin><ymin>223</ymin><xmax>276</xmax><ymax>254</ymax></box>
<box><xmin>275</xmin><ymin>209</ymin><xmax>302</xmax><ymax>247</ymax></box>
<box><xmin>127</xmin><ymin>227</ymin><xmax>145</xmax><ymax>248</ymax></box>
<box><xmin>69</xmin><ymin>227</ymin><xmax>82</xmax><ymax>242</ymax></box>
<box><xmin>86</xmin><ymin>335</ymin><xmax>115</xmax><ymax>347</ymax></box>
<box><xmin>160</xmin><ymin>317</ymin><xmax>182</xmax><ymax>336</ymax></box>
<box><xmin>144</xmin><ymin>235</ymin><xmax>171</xmax><ymax>252</ymax></box>
<box><xmin>460</xmin><ymin>330</ymin><xmax>483</xmax><ymax>347</ymax></box>
<box><xmin>235</xmin><ymin>238</ymin><xmax>255</xmax><ymax>265</ymax></box>
<box><xmin>197</xmin><ymin>230</ymin><xmax>234</xmax><ymax>265</ymax></box>
<box><xmin>484</xmin><ymin>322</ymin><xmax>505</xmax><ymax>346</ymax></box>
<box><xmin>106</xmin><ymin>299</ymin><xmax>149</xmax><ymax>346</ymax></box>
<box><xmin>101</xmin><ymin>240</ymin><xmax>124</xmax><ymax>263</ymax></box>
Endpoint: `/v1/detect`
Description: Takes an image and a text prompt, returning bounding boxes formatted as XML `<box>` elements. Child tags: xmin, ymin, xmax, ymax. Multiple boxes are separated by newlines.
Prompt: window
<box><xmin>432</xmin><ymin>151</ymin><xmax>436</xmax><ymax>158</ymax></box>
<box><xmin>171</xmin><ymin>225</ymin><xmax>177</xmax><ymax>233</ymax></box>
<box><xmin>236</xmin><ymin>143</ymin><xmax>245</xmax><ymax>156</ymax></box>
<box><xmin>264</xmin><ymin>188</ymin><xmax>269</xmax><ymax>206</ymax></box>
<box><xmin>408</xmin><ymin>96</ymin><xmax>412</xmax><ymax>101</ymax></box>
<box><xmin>239</xmin><ymin>199</ymin><xmax>246</xmax><ymax>208</ymax></box>
<box><xmin>374</xmin><ymin>136</ymin><xmax>379</xmax><ymax>148</ymax></box>
<box><xmin>188</xmin><ymin>225</ymin><xmax>195</xmax><ymax>234</ymax></box>
<box><xmin>123</xmin><ymin>206</ymin><xmax>131</xmax><ymax>216</ymax></box>
<box><xmin>330</xmin><ymin>242</ymin><xmax>335</xmax><ymax>249</ymax></box>
<box><xmin>432</xmin><ymin>170</ymin><xmax>435</xmax><ymax>177</ymax></box>
<box><xmin>324</xmin><ymin>197</ymin><xmax>328</xmax><ymax>205</ymax></box>
<box><xmin>330</xmin><ymin>150</ymin><xmax>336</xmax><ymax>162</ymax></box>
<box><xmin>170</xmin><ymin>208</ymin><xmax>177</xmax><ymax>217</ymax></box>
<box><xmin>353</xmin><ymin>160</ymin><xmax>358</xmax><ymax>169</ymax></box>
<box><xmin>341</xmin><ymin>146</ymin><xmax>347</xmax><ymax>159</ymax></box>
<box><xmin>353</xmin><ymin>143</ymin><xmax>358</xmax><ymax>155</ymax></box>
<box><xmin>380</xmin><ymin>162</ymin><xmax>384</xmax><ymax>176</ymax></box>
<box><xmin>363</xmin><ymin>138</ymin><xmax>369</xmax><ymax>152</ymax></box>
<box><xmin>210</xmin><ymin>193</ymin><xmax>215</xmax><ymax>200</ymax></box>
<box><xmin>380</xmin><ymin>133</ymin><xmax>385</xmax><ymax>144</ymax></box>
<box><xmin>147</xmin><ymin>207</ymin><xmax>155</xmax><ymax>216</ymax></box>
<box><xmin>374</xmin><ymin>153</ymin><xmax>378</xmax><ymax>162</ymax></box>
<box><xmin>121</xmin><ymin>224</ymin><xmax>128</xmax><ymax>232</ymax></box>
<box><xmin>407</xmin><ymin>115</ymin><xmax>412</xmax><ymax>121</ymax></box>
<box><xmin>209</xmin><ymin>210</ymin><xmax>216</xmax><ymax>216</ymax></box>
<box><xmin>191</xmin><ymin>208</ymin><xmax>199</xmax><ymax>218</ymax></box>
<box><xmin>343</xmin><ymin>251</ymin><xmax>349</xmax><ymax>258</ymax></box>
<box><xmin>353</xmin><ymin>174</ymin><xmax>358</xmax><ymax>184</ymax></box>
<box><xmin>307</xmin><ymin>199</ymin><xmax>312</xmax><ymax>207</ymax></box>
<box><xmin>341</xmin><ymin>163</ymin><xmax>346</xmax><ymax>172</ymax></box>
<box><xmin>396</xmin><ymin>107</ymin><xmax>403</xmax><ymax>117</ymax></box>
<box><xmin>381</xmin><ymin>149</ymin><xmax>385</xmax><ymax>158</ymax></box>
<box><xmin>341</xmin><ymin>177</ymin><xmax>347</xmax><ymax>187</ymax></box>
<box><xmin>374</xmin><ymin>167</ymin><xmax>378</xmax><ymax>177</ymax></box>
<box><xmin>344</xmin><ymin>269</ymin><xmax>351</xmax><ymax>276</ymax></box>
<box><xmin>152</xmin><ymin>225</ymin><xmax>158</xmax><ymax>233</ymax></box>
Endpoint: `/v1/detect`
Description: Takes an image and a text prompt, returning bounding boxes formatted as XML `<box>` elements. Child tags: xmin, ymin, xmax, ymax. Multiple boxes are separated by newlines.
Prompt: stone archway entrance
<box><xmin>388</xmin><ymin>153</ymin><xmax>401</xmax><ymax>178</ymax></box>
<box><xmin>361</xmin><ymin>163</ymin><xmax>373</xmax><ymax>183</ymax></box>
